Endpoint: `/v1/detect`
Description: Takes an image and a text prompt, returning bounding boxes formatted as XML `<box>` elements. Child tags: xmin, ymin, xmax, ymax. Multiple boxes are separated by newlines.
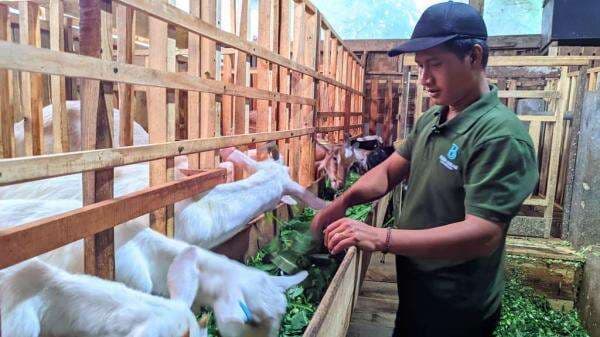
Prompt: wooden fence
<box><xmin>0</xmin><ymin>0</ymin><xmax>364</xmax><ymax>279</ymax></box>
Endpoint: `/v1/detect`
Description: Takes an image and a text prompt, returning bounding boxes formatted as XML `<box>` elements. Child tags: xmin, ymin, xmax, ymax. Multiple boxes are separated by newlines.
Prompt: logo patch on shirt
<box><xmin>447</xmin><ymin>143</ymin><xmax>459</xmax><ymax>160</ymax></box>
<box><xmin>439</xmin><ymin>155</ymin><xmax>459</xmax><ymax>171</ymax></box>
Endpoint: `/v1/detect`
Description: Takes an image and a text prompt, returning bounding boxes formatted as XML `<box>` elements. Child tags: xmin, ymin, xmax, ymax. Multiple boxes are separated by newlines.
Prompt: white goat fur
<box><xmin>0</xmin><ymin>258</ymin><xmax>202</xmax><ymax>337</ymax></box>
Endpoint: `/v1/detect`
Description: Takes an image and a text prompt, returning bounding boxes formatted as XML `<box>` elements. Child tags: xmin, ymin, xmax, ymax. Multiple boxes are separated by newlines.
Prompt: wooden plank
<box><xmin>255</xmin><ymin>0</ymin><xmax>272</xmax><ymax>160</ymax></box>
<box><xmin>0</xmin><ymin>4</ymin><xmax>13</xmax><ymax>158</ymax></box>
<box><xmin>382</xmin><ymin>80</ymin><xmax>393</xmax><ymax>144</ymax></box>
<box><xmin>303</xmin><ymin>247</ymin><xmax>357</xmax><ymax>337</ymax></box>
<box><xmin>220</xmin><ymin>0</ymin><xmax>236</xmax><ymax>137</ymax></box>
<box><xmin>79</xmin><ymin>0</ymin><xmax>115</xmax><ymax>280</ymax></box>
<box><xmin>114</xmin><ymin>0</ymin><xmax>362</xmax><ymax>95</ymax></box>
<box><xmin>49</xmin><ymin>0</ymin><xmax>68</xmax><ymax>153</ymax></box>
<box><xmin>116</xmin><ymin>3</ymin><xmax>134</xmax><ymax>146</ymax></box>
<box><xmin>199</xmin><ymin>0</ymin><xmax>217</xmax><ymax>169</ymax></box>
<box><xmin>0</xmin><ymin>169</ymin><xmax>226</xmax><ymax>270</ymax></box>
<box><xmin>403</xmin><ymin>55</ymin><xmax>596</xmax><ymax>67</ymax></box>
<box><xmin>232</xmin><ymin>0</ymin><xmax>248</xmax><ymax>180</ymax></box>
<box><xmin>469</xmin><ymin>0</ymin><xmax>484</xmax><ymax>14</ymax></box>
<box><xmin>0</xmin><ymin>42</ymin><xmax>316</xmax><ymax>105</ymax></box>
<box><xmin>288</xmin><ymin>0</ymin><xmax>305</xmax><ymax>181</ymax></box>
<box><xmin>147</xmin><ymin>0</ymin><xmax>169</xmax><ymax>234</ymax></box>
<box><xmin>299</xmin><ymin>9</ymin><xmax>318</xmax><ymax>187</ymax></box>
<box><xmin>277</xmin><ymin>0</ymin><xmax>291</xmax><ymax>164</ymax></box>
<box><xmin>541</xmin><ymin>67</ymin><xmax>569</xmax><ymax>237</ymax></box>
<box><xmin>19</xmin><ymin>1</ymin><xmax>44</xmax><ymax>156</ymax></box>
<box><xmin>369</xmin><ymin>80</ymin><xmax>378</xmax><ymax>135</ymax></box>
<box><xmin>187</xmin><ymin>0</ymin><xmax>201</xmax><ymax>169</ymax></box>
<box><xmin>0</xmin><ymin>128</ymin><xmax>314</xmax><ymax>186</ymax></box>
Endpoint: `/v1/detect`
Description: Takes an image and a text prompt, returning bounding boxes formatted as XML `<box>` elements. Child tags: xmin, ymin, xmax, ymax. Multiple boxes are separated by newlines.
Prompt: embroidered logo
<box><xmin>439</xmin><ymin>155</ymin><xmax>458</xmax><ymax>171</ymax></box>
<box><xmin>447</xmin><ymin>143</ymin><xmax>459</xmax><ymax>160</ymax></box>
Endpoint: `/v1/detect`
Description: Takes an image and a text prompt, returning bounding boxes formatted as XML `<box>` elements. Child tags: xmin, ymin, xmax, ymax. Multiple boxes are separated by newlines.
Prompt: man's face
<box><xmin>415</xmin><ymin>46</ymin><xmax>478</xmax><ymax>106</ymax></box>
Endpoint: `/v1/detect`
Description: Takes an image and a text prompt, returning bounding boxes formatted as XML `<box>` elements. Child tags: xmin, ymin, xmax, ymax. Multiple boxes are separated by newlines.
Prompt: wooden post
<box><xmin>288</xmin><ymin>0</ymin><xmax>305</xmax><ymax>181</ymax></box>
<box><xmin>221</xmin><ymin>0</ymin><xmax>236</xmax><ymax>137</ymax></box>
<box><xmin>199</xmin><ymin>0</ymin><xmax>217</xmax><ymax>169</ymax></box>
<box><xmin>255</xmin><ymin>0</ymin><xmax>272</xmax><ymax>160</ymax></box>
<box><xmin>19</xmin><ymin>1</ymin><xmax>43</xmax><ymax>156</ymax></box>
<box><xmin>116</xmin><ymin>4</ymin><xmax>134</xmax><ymax>146</ymax></box>
<box><xmin>299</xmin><ymin>9</ymin><xmax>319</xmax><ymax>187</ymax></box>
<box><xmin>335</xmin><ymin>44</ymin><xmax>343</xmax><ymax>141</ymax></box>
<box><xmin>369</xmin><ymin>80</ymin><xmax>378</xmax><ymax>135</ymax></box>
<box><xmin>277</xmin><ymin>0</ymin><xmax>291</xmax><ymax>164</ymax></box>
<box><xmin>166</xmin><ymin>2</ymin><xmax>178</xmax><ymax>238</ymax></box>
<box><xmin>233</xmin><ymin>0</ymin><xmax>248</xmax><ymax>180</ymax></box>
<box><xmin>383</xmin><ymin>80</ymin><xmax>393</xmax><ymax>145</ymax></box>
<box><xmin>188</xmin><ymin>0</ymin><xmax>201</xmax><ymax>169</ymax></box>
<box><xmin>79</xmin><ymin>0</ymin><xmax>115</xmax><ymax>280</ymax></box>
<box><xmin>49</xmin><ymin>0</ymin><xmax>69</xmax><ymax>153</ymax></box>
<box><xmin>327</xmin><ymin>37</ymin><xmax>338</xmax><ymax>141</ymax></box>
<box><xmin>0</xmin><ymin>4</ymin><xmax>14</xmax><ymax>158</ymax></box>
<box><xmin>469</xmin><ymin>0</ymin><xmax>484</xmax><ymax>15</ymax></box>
<box><xmin>147</xmin><ymin>0</ymin><xmax>169</xmax><ymax>235</ymax></box>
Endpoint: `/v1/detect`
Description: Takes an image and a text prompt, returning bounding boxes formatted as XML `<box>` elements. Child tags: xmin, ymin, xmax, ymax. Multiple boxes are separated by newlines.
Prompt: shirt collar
<box><xmin>433</xmin><ymin>85</ymin><xmax>501</xmax><ymax>135</ymax></box>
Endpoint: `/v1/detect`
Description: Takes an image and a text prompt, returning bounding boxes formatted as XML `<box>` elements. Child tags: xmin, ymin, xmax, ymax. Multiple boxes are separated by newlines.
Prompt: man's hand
<box><xmin>324</xmin><ymin>218</ymin><xmax>386</xmax><ymax>255</ymax></box>
<box><xmin>310</xmin><ymin>199</ymin><xmax>347</xmax><ymax>238</ymax></box>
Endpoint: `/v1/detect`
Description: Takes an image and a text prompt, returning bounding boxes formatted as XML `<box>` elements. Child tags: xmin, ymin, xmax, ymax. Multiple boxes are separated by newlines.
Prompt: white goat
<box><xmin>0</xmin><ymin>258</ymin><xmax>204</xmax><ymax>337</ymax></box>
<box><xmin>0</xmin><ymin>199</ymin><xmax>307</xmax><ymax>337</ymax></box>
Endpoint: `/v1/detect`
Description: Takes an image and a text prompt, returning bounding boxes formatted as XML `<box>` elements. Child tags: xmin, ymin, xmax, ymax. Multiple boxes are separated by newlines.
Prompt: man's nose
<box><xmin>419</xmin><ymin>66</ymin><xmax>433</xmax><ymax>86</ymax></box>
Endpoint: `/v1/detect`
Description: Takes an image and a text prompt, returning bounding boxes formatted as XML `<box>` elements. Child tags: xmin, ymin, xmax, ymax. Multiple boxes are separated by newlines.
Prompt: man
<box><xmin>310</xmin><ymin>2</ymin><xmax>539</xmax><ymax>337</ymax></box>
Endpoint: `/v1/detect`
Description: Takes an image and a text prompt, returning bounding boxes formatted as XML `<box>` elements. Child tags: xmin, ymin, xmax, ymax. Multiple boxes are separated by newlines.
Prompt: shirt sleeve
<box><xmin>395</xmin><ymin>118</ymin><xmax>420</xmax><ymax>161</ymax></box>
<box><xmin>464</xmin><ymin>136</ymin><xmax>539</xmax><ymax>224</ymax></box>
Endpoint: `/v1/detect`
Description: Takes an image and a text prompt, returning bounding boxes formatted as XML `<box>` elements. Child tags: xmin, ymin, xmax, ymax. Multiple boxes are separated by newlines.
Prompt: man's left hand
<box><xmin>324</xmin><ymin>218</ymin><xmax>386</xmax><ymax>255</ymax></box>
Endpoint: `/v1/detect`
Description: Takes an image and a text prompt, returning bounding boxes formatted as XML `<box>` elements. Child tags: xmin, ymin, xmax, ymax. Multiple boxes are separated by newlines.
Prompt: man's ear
<box><xmin>470</xmin><ymin>44</ymin><xmax>484</xmax><ymax>69</ymax></box>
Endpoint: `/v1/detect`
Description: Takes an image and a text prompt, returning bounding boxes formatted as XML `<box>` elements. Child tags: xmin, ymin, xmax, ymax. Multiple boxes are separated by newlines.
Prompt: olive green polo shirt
<box><xmin>395</xmin><ymin>86</ymin><xmax>539</xmax><ymax>319</ymax></box>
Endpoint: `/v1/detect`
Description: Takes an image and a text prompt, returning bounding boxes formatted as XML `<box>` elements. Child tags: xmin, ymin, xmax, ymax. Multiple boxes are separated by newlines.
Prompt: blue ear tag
<box><xmin>239</xmin><ymin>301</ymin><xmax>253</xmax><ymax>324</ymax></box>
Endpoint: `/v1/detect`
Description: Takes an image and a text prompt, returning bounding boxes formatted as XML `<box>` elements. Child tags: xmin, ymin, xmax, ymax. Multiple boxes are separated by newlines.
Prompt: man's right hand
<box><xmin>310</xmin><ymin>198</ymin><xmax>348</xmax><ymax>240</ymax></box>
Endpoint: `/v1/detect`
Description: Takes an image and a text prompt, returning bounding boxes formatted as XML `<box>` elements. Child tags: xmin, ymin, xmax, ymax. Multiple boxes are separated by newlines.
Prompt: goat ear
<box><xmin>168</xmin><ymin>247</ymin><xmax>201</xmax><ymax>308</ymax></box>
<box><xmin>280</xmin><ymin>195</ymin><xmax>297</xmax><ymax>205</ymax></box>
<box><xmin>271</xmin><ymin>271</ymin><xmax>309</xmax><ymax>291</ymax></box>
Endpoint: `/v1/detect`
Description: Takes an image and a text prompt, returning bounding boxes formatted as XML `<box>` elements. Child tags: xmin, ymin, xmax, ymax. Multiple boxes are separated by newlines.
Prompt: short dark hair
<box><xmin>441</xmin><ymin>38</ymin><xmax>489</xmax><ymax>68</ymax></box>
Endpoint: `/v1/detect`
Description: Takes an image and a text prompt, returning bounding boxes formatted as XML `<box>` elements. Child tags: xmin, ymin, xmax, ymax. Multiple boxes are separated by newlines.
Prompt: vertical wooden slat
<box><xmin>0</xmin><ymin>4</ymin><xmax>14</xmax><ymax>158</ymax></box>
<box><xmin>288</xmin><ymin>0</ymin><xmax>305</xmax><ymax>181</ymax></box>
<box><xmin>165</xmin><ymin>2</ymin><xmax>178</xmax><ymax>238</ymax></box>
<box><xmin>415</xmin><ymin>73</ymin><xmax>424</xmax><ymax>121</ymax></box>
<box><xmin>383</xmin><ymin>79</ymin><xmax>393</xmax><ymax>145</ymax></box>
<box><xmin>507</xmin><ymin>79</ymin><xmax>517</xmax><ymax>111</ymax></box>
<box><xmin>116</xmin><ymin>4</ymin><xmax>134</xmax><ymax>146</ymax></box>
<box><xmin>369</xmin><ymin>79</ymin><xmax>378</xmax><ymax>135</ymax></box>
<box><xmin>80</xmin><ymin>0</ymin><xmax>115</xmax><ymax>279</ymax></box>
<box><xmin>221</xmin><ymin>0</ymin><xmax>236</xmax><ymax>137</ymax></box>
<box><xmin>200</xmin><ymin>0</ymin><xmax>217</xmax><ymax>169</ymax></box>
<box><xmin>188</xmin><ymin>0</ymin><xmax>201</xmax><ymax>169</ymax></box>
<box><xmin>334</xmin><ymin>44</ymin><xmax>343</xmax><ymax>141</ymax></box>
<box><xmin>49</xmin><ymin>0</ymin><xmax>69</xmax><ymax>153</ymax></box>
<box><xmin>147</xmin><ymin>0</ymin><xmax>169</xmax><ymax>234</ymax></box>
<box><xmin>543</xmin><ymin>67</ymin><xmax>569</xmax><ymax>237</ymax></box>
<box><xmin>270</xmin><ymin>0</ymin><xmax>280</xmax><ymax>135</ymax></box>
<box><xmin>233</xmin><ymin>0</ymin><xmax>248</xmax><ymax>180</ymax></box>
<box><xmin>255</xmin><ymin>0</ymin><xmax>272</xmax><ymax>160</ymax></box>
<box><xmin>298</xmin><ymin>9</ymin><xmax>318</xmax><ymax>186</ymax></box>
<box><xmin>277</xmin><ymin>0</ymin><xmax>290</xmax><ymax>163</ymax></box>
<box><xmin>19</xmin><ymin>1</ymin><xmax>43</xmax><ymax>156</ymax></box>
<box><xmin>398</xmin><ymin>68</ymin><xmax>411</xmax><ymax>140</ymax></box>
<box><xmin>320</xmin><ymin>27</ymin><xmax>331</xmax><ymax>131</ymax></box>
<box><xmin>326</xmin><ymin>36</ymin><xmax>337</xmax><ymax>141</ymax></box>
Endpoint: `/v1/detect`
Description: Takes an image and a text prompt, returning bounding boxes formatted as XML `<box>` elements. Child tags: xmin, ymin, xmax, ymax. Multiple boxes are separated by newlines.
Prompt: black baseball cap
<box><xmin>388</xmin><ymin>1</ymin><xmax>487</xmax><ymax>57</ymax></box>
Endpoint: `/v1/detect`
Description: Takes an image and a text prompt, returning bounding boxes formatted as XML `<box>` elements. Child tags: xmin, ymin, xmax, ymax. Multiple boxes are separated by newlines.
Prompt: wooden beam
<box><xmin>79</xmin><ymin>0</ymin><xmax>115</xmax><ymax>280</ymax></box>
<box><xmin>146</xmin><ymin>0</ymin><xmax>169</xmax><ymax>234</ymax></box>
<box><xmin>469</xmin><ymin>0</ymin><xmax>484</xmax><ymax>15</ymax></box>
<box><xmin>255</xmin><ymin>0</ymin><xmax>272</xmax><ymax>160</ymax></box>
<box><xmin>288</xmin><ymin>0</ymin><xmax>305</xmax><ymax>181</ymax></box>
<box><xmin>277</xmin><ymin>0</ymin><xmax>291</xmax><ymax>164</ymax></box>
<box><xmin>187</xmin><ymin>0</ymin><xmax>201</xmax><ymax>169</ymax></box>
<box><xmin>48</xmin><ymin>0</ymin><xmax>69</xmax><ymax>153</ymax></box>
<box><xmin>0</xmin><ymin>4</ymin><xmax>13</xmax><ymax>158</ymax></box>
<box><xmin>0</xmin><ymin>128</ymin><xmax>314</xmax><ymax>186</ymax></box>
<box><xmin>113</xmin><ymin>0</ymin><xmax>362</xmax><ymax>95</ymax></box>
<box><xmin>19</xmin><ymin>1</ymin><xmax>43</xmax><ymax>156</ymax></box>
<box><xmin>232</xmin><ymin>0</ymin><xmax>248</xmax><ymax>181</ymax></box>
<box><xmin>220</xmin><ymin>0</ymin><xmax>236</xmax><ymax>138</ymax></box>
<box><xmin>116</xmin><ymin>3</ymin><xmax>134</xmax><ymax>146</ymax></box>
<box><xmin>0</xmin><ymin>41</ymin><xmax>315</xmax><ymax>105</ymax></box>
<box><xmin>199</xmin><ymin>0</ymin><xmax>217</xmax><ymax>169</ymax></box>
<box><xmin>0</xmin><ymin>169</ymin><xmax>226</xmax><ymax>270</ymax></box>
